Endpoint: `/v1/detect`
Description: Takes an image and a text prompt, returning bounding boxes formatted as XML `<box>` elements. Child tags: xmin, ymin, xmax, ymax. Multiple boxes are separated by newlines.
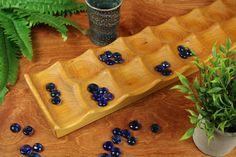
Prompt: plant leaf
<box><xmin>186</xmin><ymin>109</ymin><xmax>197</xmax><ymax>117</ymax></box>
<box><xmin>176</xmin><ymin>73</ymin><xmax>190</xmax><ymax>89</ymax></box>
<box><xmin>207</xmin><ymin>87</ymin><xmax>222</xmax><ymax>94</ymax></box>
<box><xmin>212</xmin><ymin>44</ymin><xmax>217</xmax><ymax>58</ymax></box>
<box><xmin>0</xmin><ymin>11</ymin><xmax>32</xmax><ymax>60</ymax></box>
<box><xmin>0</xmin><ymin>87</ymin><xmax>8</xmax><ymax>104</ymax></box>
<box><xmin>185</xmin><ymin>95</ymin><xmax>198</xmax><ymax>103</ymax></box>
<box><xmin>180</xmin><ymin>128</ymin><xmax>194</xmax><ymax>141</ymax></box>
<box><xmin>226</xmin><ymin>38</ymin><xmax>232</xmax><ymax>50</ymax></box>
<box><xmin>0</xmin><ymin>28</ymin><xmax>19</xmax><ymax>103</ymax></box>
<box><xmin>171</xmin><ymin>85</ymin><xmax>190</xmax><ymax>94</ymax></box>
<box><xmin>0</xmin><ymin>0</ymin><xmax>87</xmax><ymax>15</ymax></box>
<box><xmin>22</xmin><ymin>11</ymin><xmax>69</xmax><ymax>41</ymax></box>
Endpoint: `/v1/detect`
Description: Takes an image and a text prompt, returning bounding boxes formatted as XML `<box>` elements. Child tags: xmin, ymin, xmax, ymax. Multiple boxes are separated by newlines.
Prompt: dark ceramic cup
<box><xmin>85</xmin><ymin>0</ymin><xmax>122</xmax><ymax>46</ymax></box>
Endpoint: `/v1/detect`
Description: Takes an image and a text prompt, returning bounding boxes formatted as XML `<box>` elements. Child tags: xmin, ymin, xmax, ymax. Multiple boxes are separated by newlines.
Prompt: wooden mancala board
<box><xmin>25</xmin><ymin>0</ymin><xmax>236</xmax><ymax>137</ymax></box>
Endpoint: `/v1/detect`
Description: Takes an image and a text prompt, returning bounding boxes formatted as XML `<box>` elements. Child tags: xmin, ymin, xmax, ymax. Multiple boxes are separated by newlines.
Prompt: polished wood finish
<box><xmin>0</xmin><ymin>0</ymin><xmax>235</xmax><ymax>156</ymax></box>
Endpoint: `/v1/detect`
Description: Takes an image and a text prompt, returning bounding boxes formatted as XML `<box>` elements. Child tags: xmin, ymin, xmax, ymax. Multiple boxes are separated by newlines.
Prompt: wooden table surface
<box><xmin>0</xmin><ymin>0</ymin><xmax>235</xmax><ymax>156</ymax></box>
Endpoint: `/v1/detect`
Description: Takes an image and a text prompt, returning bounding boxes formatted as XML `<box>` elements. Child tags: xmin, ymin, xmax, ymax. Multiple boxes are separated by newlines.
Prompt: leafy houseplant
<box><xmin>0</xmin><ymin>0</ymin><xmax>87</xmax><ymax>103</ymax></box>
<box><xmin>172</xmin><ymin>39</ymin><xmax>236</xmax><ymax>156</ymax></box>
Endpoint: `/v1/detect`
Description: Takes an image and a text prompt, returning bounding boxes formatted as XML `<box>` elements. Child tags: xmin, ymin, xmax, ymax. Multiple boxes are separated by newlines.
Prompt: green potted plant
<box><xmin>172</xmin><ymin>39</ymin><xmax>236</xmax><ymax>156</ymax></box>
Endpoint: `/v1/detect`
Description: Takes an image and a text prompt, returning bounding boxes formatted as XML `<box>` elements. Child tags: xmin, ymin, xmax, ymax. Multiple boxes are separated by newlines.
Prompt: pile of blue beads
<box><xmin>46</xmin><ymin>83</ymin><xmax>61</xmax><ymax>105</ymax></box>
<box><xmin>154</xmin><ymin>61</ymin><xmax>172</xmax><ymax>76</ymax></box>
<box><xmin>87</xmin><ymin>83</ymin><xmax>114</xmax><ymax>107</ymax></box>
<box><xmin>10</xmin><ymin>123</ymin><xmax>44</xmax><ymax>156</ymax></box>
<box><xmin>20</xmin><ymin>143</ymin><xmax>44</xmax><ymax>157</ymax></box>
<box><xmin>100</xmin><ymin>121</ymin><xmax>141</xmax><ymax>157</ymax></box>
<box><xmin>10</xmin><ymin>123</ymin><xmax>34</xmax><ymax>136</ymax></box>
<box><xmin>99</xmin><ymin>51</ymin><xmax>125</xmax><ymax>66</ymax></box>
<box><xmin>177</xmin><ymin>45</ymin><xmax>193</xmax><ymax>59</ymax></box>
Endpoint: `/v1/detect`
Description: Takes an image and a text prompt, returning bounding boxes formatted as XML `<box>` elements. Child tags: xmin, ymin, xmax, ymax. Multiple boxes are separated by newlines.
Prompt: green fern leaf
<box><xmin>56</xmin><ymin>16</ymin><xmax>87</xmax><ymax>35</ymax></box>
<box><xmin>22</xmin><ymin>11</ymin><xmax>69</xmax><ymax>40</ymax></box>
<box><xmin>0</xmin><ymin>0</ymin><xmax>87</xmax><ymax>15</ymax></box>
<box><xmin>0</xmin><ymin>28</ymin><xmax>19</xmax><ymax>103</ymax></box>
<box><xmin>0</xmin><ymin>11</ymin><xmax>32</xmax><ymax>60</ymax></box>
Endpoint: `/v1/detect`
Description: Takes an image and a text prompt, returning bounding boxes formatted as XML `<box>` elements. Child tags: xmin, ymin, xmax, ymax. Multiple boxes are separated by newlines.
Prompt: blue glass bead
<box><xmin>99</xmin><ymin>54</ymin><xmax>109</xmax><ymax>62</ymax></box>
<box><xmin>122</xmin><ymin>129</ymin><xmax>131</xmax><ymax>139</ymax></box>
<box><xmin>112</xmin><ymin>135</ymin><xmax>122</xmax><ymax>144</ymax></box>
<box><xmin>98</xmin><ymin>98</ymin><xmax>108</xmax><ymax>107</ymax></box>
<box><xmin>10</xmin><ymin>123</ymin><xmax>21</xmax><ymax>133</ymax></box>
<box><xmin>177</xmin><ymin>45</ymin><xmax>186</xmax><ymax>54</ymax></box>
<box><xmin>111</xmin><ymin>147</ymin><xmax>121</xmax><ymax>157</ymax></box>
<box><xmin>151</xmin><ymin>124</ymin><xmax>161</xmax><ymax>133</ymax></box>
<box><xmin>112</xmin><ymin>128</ymin><xmax>122</xmax><ymax>136</ymax></box>
<box><xmin>98</xmin><ymin>87</ymin><xmax>109</xmax><ymax>94</ymax></box>
<box><xmin>127</xmin><ymin>136</ymin><xmax>137</xmax><ymax>146</ymax></box>
<box><xmin>46</xmin><ymin>83</ymin><xmax>56</xmax><ymax>92</ymax></box>
<box><xmin>105</xmin><ymin>59</ymin><xmax>116</xmax><ymax>65</ymax></box>
<box><xmin>185</xmin><ymin>48</ymin><xmax>193</xmax><ymax>56</ymax></box>
<box><xmin>20</xmin><ymin>144</ymin><xmax>32</xmax><ymax>156</ymax></box>
<box><xmin>179</xmin><ymin>53</ymin><xmax>188</xmax><ymax>59</ymax></box>
<box><xmin>103</xmin><ymin>141</ymin><xmax>113</xmax><ymax>151</ymax></box>
<box><xmin>29</xmin><ymin>152</ymin><xmax>41</xmax><ymax>157</ymax></box>
<box><xmin>92</xmin><ymin>94</ymin><xmax>102</xmax><ymax>101</ymax></box>
<box><xmin>100</xmin><ymin>153</ymin><xmax>110</xmax><ymax>157</ymax></box>
<box><xmin>33</xmin><ymin>143</ymin><xmax>44</xmax><ymax>152</ymax></box>
<box><xmin>161</xmin><ymin>69</ymin><xmax>172</xmax><ymax>76</ymax></box>
<box><xmin>129</xmin><ymin>120</ymin><xmax>142</xmax><ymax>131</ymax></box>
<box><xmin>154</xmin><ymin>65</ymin><xmax>165</xmax><ymax>72</ymax></box>
<box><xmin>104</xmin><ymin>51</ymin><xmax>113</xmax><ymax>58</ymax></box>
<box><xmin>103</xmin><ymin>93</ymin><xmax>114</xmax><ymax>101</ymax></box>
<box><xmin>88</xmin><ymin>83</ymin><xmax>99</xmax><ymax>94</ymax></box>
<box><xmin>114</xmin><ymin>58</ymin><xmax>124</xmax><ymax>64</ymax></box>
<box><xmin>112</xmin><ymin>52</ymin><xmax>122</xmax><ymax>59</ymax></box>
<box><xmin>51</xmin><ymin>96</ymin><xmax>61</xmax><ymax>105</ymax></box>
<box><xmin>161</xmin><ymin>61</ymin><xmax>171</xmax><ymax>69</ymax></box>
<box><xmin>50</xmin><ymin>90</ymin><xmax>61</xmax><ymax>97</ymax></box>
<box><xmin>23</xmin><ymin>126</ymin><xmax>34</xmax><ymax>136</ymax></box>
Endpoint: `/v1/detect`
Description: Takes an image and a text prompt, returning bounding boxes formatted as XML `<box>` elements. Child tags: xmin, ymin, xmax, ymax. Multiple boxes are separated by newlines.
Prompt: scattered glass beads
<box><xmin>151</xmin><ymin>123</ymin><xmax>161</xmax><ymax>133</ymax></box>
<box><xmin>10</xmin><ymin>123</ymin><xmax>21</xmax><ymax>133</ymax></box>
<box><xmin>33</xmin><ymin>143</ymin><xmax>44</xmax><ymax>153</ymax></box>
<box><xmin>103</xmin><ymin>141</ymin><xmax>114</xmax><ymax>151</ymax></box>
<box><xmin>23</xmin><ymin>126</ymin><xmax>34</xmax><ymax>136</ymax></box>
<box><xmin>20</xmin><ymin>144</ymin><xmax>33</xmax><ymax>156</ymax></box>
<box><xmin>46</xmin><ymin>83</ymin><xmax>62</xmax><ymax>105</ymax></box>
<box><xmin>154</xmin><ymin>61</ymin><xmax>172</xmax><ymax>76</ymax></box>
<box><xmin>127</xmin><ymin>136</ymin><xmax>137</xmax><ymax>146</ymax></box>
<box><xmin>112</xmin><ymin>128</ymin><xmax>122</xmax><ymax>136</ymax></box>
<box><xmin>20</xmin><ymin>143</ymin><xmax>44</xmax><ymax>156</ymax></box>
<box><xmin>88</xmin><ymin>83</ymin><xmax>114</xmax><ymax>107</ymax></box>
<box><xmin>177</xmin><ymin>45</ymin><xmax>193</xmax><ymax>59</ymax></box>
<box><xmin>129</xmin><ymin>120</ymin><xmax>142</xmax><ymax>131</ymax></box>
<box><xmin>110</xmin><ymin>147</ymin><xmax>121</xmax><ymax>157</ymax></box>
<box><xmin>121</xmin><ymin>129</ymin><xmax>131</xmax><ymax>139</ymax></box>
<box><xmin>112</xmin><ymin>135</ymin><xmax>122</xmax><ymax>144</ymax></box>
<box><xmin>99</xmin><ymin>51</ymin><xmax>125</xmax><ymax>66</ymax></box>
<box><xmin>29</xmin><ymin>152</ymin><xmax>41</xmax><ymax>157</ymax></box>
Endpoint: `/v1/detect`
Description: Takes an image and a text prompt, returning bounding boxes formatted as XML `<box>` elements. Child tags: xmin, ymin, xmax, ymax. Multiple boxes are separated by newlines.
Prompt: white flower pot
<box><xmin>193</xmin><ymin>127</ymin><xmax>236</xmax><ymax>157</ymax></box>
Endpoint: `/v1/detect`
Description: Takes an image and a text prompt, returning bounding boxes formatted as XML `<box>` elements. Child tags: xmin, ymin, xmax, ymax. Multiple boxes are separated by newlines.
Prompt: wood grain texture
<box><xmin>0</xmin><ymin>0</ymin><xmax>235</xmax><ymax>156</ymax></box>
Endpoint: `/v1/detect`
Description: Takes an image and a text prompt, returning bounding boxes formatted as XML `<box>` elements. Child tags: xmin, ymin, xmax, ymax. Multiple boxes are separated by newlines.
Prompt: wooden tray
<box><xmin>25</xmin><ymin>0</ymin><xmax>236</xmax><ymax>138</ymax></box>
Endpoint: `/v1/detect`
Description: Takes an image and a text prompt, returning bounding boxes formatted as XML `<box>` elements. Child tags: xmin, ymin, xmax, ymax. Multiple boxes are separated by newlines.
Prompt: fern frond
<box><xmin>0</xmin><ymin>28</ymin><xmax>19</xmax><ymax>103</ymax></box>
<box><xmin>0</xmin><ymin>0</ymin><xmax>87</xmax><ymax>15</ymax></box>
<box><xmin>0</xmin><ymin>11</ymin><xmax>32</xmax><ymax>60</ymax></box>
<box><xmin>56</xmin><ymin>16</ymin><xmax>87</xmax><ymax>35</ymax></box>
<box><xmin>20</xmin><ymin>10</ymin><xmax>70</xmax><ymax>40</ymax></box>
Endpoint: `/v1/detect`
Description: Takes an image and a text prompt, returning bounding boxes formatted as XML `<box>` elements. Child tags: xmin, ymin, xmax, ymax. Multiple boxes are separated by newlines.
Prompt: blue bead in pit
<box><xmin>20</xmin><ymin>144</ymin><xmax>32</xmax><ymax>156</ymax></box>
<box><xmin>103</xmin><ymin>141</ymin><xmax>113</xmax><ymax>151</ymax></box>
<box><xmin>10</xmin><ymin>123</ymin><xmax>21</xmax><ymax>133</ymax></box>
